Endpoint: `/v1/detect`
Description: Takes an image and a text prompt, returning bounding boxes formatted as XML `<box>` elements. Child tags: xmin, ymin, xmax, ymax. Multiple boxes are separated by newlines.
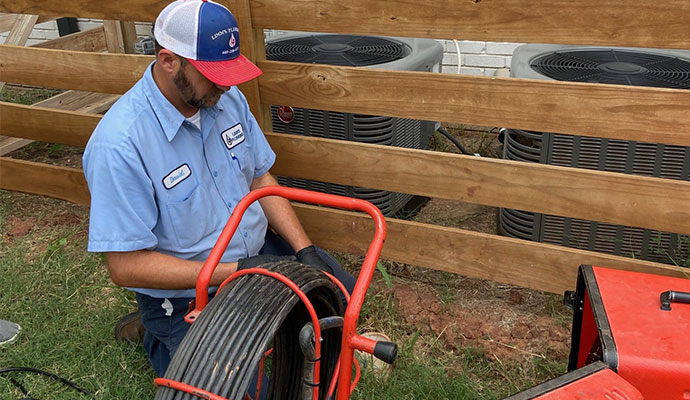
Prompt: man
<box><xmin>83</xmin><ymin>0</ymin><xmax>355</xmax><ymax>378</ymax></box>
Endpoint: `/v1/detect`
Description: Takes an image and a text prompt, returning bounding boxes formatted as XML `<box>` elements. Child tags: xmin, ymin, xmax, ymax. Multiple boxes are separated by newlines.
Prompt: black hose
<box><xmin>155</xmin><ymin>260</ymin><xmax>343</xmax><ymax>400</ymax></box>
<box><xmin>437</xmin><ymin>127</ymin><xmax>472</xmax><ymax>155</ymax></box>
<box><xmin>0</xmin><ymin>367</ymin><xmax>94</xmax><ymax>398</ymax></box>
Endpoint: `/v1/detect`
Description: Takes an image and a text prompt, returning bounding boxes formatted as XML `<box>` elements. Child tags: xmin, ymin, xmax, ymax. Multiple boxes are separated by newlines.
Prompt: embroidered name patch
<box><xmin>162</xmin><ymin>164</ymin><xmax>192</xmax><ymax>190</ymax></box>
<box><xmin>221</xmin><ymin>123</ymin><xmax>245</xmax><ymax>150</ymax></box>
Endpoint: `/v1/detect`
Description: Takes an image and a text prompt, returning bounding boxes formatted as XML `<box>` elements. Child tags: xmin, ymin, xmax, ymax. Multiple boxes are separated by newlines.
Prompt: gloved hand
<box><xmin>296</xmin><ymin>245</ymin><xmax>334</xmax><ymax>275</ymax></box>
<box><xmin>237</xmin><ymin>254</ymin><xmax>295</xmax><ymax>271</ymax></box>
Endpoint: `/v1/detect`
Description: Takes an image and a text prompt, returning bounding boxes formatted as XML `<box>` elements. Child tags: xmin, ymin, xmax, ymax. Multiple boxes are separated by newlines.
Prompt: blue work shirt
<box><xmin>83</xmin><ymin>63</ymin><xmax>275</xmax><ymax>298</ymax></box>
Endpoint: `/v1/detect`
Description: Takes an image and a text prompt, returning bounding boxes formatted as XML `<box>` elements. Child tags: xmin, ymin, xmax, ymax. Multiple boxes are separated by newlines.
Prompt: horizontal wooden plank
<box><xmin>33</xmin><ymin>26</ymin><xmax>107</xmax><ymax>52</ymax></box>
<box><xmin>0</xmin><ymin>45</ymin><xmax>264</xmax><ymax>101</ymax></box>
<box><xmin>32</xmin><ymin>91</ymin><xmax>119</xmax><ymax>114</ymax></box>
<box><xmin>4</xmin><ymin>1</ymin><xmax>690</xmax><ymax>49</ymax></box>
<box><xmin>0</xmin><ymin>158</ymin><xmax>90</xmax><ymax>205</ymax></box>
<box><xmin>251</xmin><ymin>0</ymin><xmax>690</xmax><ymax>49</ymax></box>
<box><xmin>0</xmin><ymin>45</ymin><xmax>151</xmax><ymax>93</ymax></box>
<box><xmin>0</xmin><ymin>102</ymin><xmax>101</xmax><ymax>147</ymax></box>
<box><xmin>267</xmin><ymin>133</ymin><xmax>690</xmax><ymax>235</ymax></box>
<box><xmin>293</xmin><ymin>204</ymin><xmax>689</xmax><ymax>294</ymax></box>
<box><xmin>0</xmin><ymin>91</ymin><xmax>117</xmax><ymax>156</ymax></box>
<box><xmin>2</xmin><ymin>99</ymin><xmax>688</xmax><ymax>234</ymax></box>
<box><xmin>258</xmin><ymin>61</ymin><xmax>690</xmax><ymax>147</ymax></box>
<box><xmin>5</xmin><ymin>47</ymin><xmax>690</xmax><ymax>147</ymax></box>
<box><xmin>1</xmin><ymin>160</ymin><xmax>684</xmax><ymax>294</ymax></box>
<box><xmin>2</xmin><ymin>100</ymin><xmax>689</xmax><ymax>235</ymax></box>
<box><xmin>0</xmin><ymin>1</ymin><xmax>165</xmax><ymax>22</ymax></box>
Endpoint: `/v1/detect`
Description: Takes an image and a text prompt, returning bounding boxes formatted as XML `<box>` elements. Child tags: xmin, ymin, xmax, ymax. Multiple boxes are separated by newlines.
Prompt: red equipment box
<box><xmin>505</xmin><ymin>361</ymin><xmax>643</xmax><ymax>399</ymax></box>
<box><xmin>568</xmin><ymin>265</ymin><xmax>690</xmax><ymax>400</ymax></box>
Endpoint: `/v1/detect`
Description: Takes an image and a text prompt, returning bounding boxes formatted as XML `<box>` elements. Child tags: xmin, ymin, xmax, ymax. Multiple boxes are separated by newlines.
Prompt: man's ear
<box><xmin>156</xmin><ymin>49</ymin><xmax>182</xmax><ymax>75</ymax></box>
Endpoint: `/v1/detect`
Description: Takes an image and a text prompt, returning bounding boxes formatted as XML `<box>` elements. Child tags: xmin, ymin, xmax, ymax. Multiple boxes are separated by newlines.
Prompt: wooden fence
<box><xmin>1</xmin><ymin>0</ymin><xmax>689</xmax><ymax>295</ymax></box>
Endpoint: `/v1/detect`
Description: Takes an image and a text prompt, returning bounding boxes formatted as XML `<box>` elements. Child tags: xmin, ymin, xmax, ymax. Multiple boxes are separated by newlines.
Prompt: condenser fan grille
<box><xmin>266</xmin><ymin>34</ymin><xmax>410</xmax><ymax>66</ymax></box>
<box><xmin>530</xmin><ymin>49</ymin><xmax>690</xmax><ymax>88</ymax></box>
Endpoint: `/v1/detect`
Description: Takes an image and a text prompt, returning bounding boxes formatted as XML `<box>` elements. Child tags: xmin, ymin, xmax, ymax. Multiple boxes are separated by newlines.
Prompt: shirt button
<box><xmin>243</xmin><ymin>231</ymin><xmax>248</xmax><ymax>238</ymax></box>
<box><xmin>213</xmin><ymin>171</ymin><xmax>218</xmax><ymax>177</ymax></box>
<box><xmin>227</xmin><ymin>202</ymin><xmax>232</xmax><ymax>208</ymax></box>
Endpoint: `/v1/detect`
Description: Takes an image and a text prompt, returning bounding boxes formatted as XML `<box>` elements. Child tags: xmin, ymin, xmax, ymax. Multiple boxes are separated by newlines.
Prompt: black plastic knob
<box><xmin>373</xmin><ymin>341</ymin><xmax>398</xmax><ymax>365</ymax></box>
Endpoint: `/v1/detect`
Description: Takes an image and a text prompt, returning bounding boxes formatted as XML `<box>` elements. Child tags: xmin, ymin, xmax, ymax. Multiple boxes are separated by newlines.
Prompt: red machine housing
<box><xmin>569</xmin><ymin>265</ymin><xmax>690</xmax><ymax>399</ymax></box>
<box><xmin>505</xmin><ymin>361</ymin><xmax>643</xmax><ymax>399</ymax></box>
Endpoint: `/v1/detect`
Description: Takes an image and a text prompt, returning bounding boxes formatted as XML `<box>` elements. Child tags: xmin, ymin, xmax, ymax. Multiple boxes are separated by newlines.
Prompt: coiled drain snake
<box><xmin>154</xmin><ymin>260</ymin><xmax>342</xmax><ymax>400</ymax></box>
<box><xmin>154</xmin><ymin>186</ymin><xmax>395</xmax><ymax>400</ymax></box>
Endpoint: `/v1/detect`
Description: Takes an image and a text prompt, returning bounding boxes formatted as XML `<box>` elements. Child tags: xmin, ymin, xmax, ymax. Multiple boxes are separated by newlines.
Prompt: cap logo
<box><xmin>229</xmin><ymin>33</ymin><xmax>236</xmax><ymax>48</ymax></box>
<box><xmin>211</xmin><ymin>28</ymin><xmax>229</xmax><ymax>41</ymax></box>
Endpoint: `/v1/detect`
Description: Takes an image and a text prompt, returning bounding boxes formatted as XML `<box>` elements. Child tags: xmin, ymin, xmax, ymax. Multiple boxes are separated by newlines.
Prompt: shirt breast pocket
<box><xmin>229</xmin><ymin>147</ymin><xmax>254</xmax><ymax>187</ymax></box>
<box><xmin>166</xmin><ymin>184</ymin><xmax>214</xmax><ymax>249</ymax></box>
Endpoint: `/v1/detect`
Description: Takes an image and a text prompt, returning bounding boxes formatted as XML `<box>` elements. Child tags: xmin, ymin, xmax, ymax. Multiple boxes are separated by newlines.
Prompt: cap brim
<box><xmin>188</xmin><ymin>54</ymin><xmax>262</xmax><ymax>86</ymax></box>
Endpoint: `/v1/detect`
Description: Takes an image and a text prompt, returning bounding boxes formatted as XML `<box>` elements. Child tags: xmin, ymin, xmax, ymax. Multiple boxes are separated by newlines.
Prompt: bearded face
<box><xmin>173</xmin><ymin>59</ymin><xmax>225</xmax><ymax>109</ymax></box>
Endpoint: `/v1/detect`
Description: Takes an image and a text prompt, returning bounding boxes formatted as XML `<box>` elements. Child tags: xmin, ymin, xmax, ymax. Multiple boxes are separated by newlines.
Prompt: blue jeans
<box><xmin>138</xmin><ymin>231</ymin><xmax>355</xmax><ymax>389</ymax></box>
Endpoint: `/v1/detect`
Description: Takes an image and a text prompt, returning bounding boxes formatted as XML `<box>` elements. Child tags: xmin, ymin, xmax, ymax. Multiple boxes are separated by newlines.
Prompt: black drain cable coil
<box><xmin>155</xmin><ymin>260</ymin><xmax>343</xmax><ymax>400</ymax></box>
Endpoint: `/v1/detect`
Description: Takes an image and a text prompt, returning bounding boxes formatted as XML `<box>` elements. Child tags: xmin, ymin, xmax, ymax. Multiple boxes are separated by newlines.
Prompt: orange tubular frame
<box><xmin>184</xmin><ymin>186</ymin><xmax>387</xmax><ymax>399</ymax></box>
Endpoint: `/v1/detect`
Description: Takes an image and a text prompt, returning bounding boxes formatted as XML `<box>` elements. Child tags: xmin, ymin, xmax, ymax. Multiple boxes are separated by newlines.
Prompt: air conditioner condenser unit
<box><xmin>266</xmin><ymin>33</ymin><xmax>443</xmax><ymax>216</ymax></box>
<box><xmin>500</xmin><ymin>44</ymin><xmax>690</xmax><ymax>263</ymax></box>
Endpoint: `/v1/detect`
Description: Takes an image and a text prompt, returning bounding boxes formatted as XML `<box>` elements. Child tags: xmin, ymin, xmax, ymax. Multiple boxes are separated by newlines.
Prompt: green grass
<box><xmin>0</xmin><ymin>86</ymin><xmax>61</xmax><ymax>105</ymax></box>
<box><xmin>353</xmin><ymin>357</ymin><xmax>483</xmax><ymax>400</ymax></box>
<box><xmin>0</xmin><ymin>192</ymin><xmax>155</xmax><ymax>399</ymax></box>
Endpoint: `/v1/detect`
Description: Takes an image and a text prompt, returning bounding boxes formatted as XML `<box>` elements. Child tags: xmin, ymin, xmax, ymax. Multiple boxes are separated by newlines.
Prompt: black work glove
<box><xmin>296</xmin><ymin>245</ymin><xmax>334</xmax><ymax>275</ymax></box>
<box><xmin>237</xmin><ymin>254</ymin><xmax>295</xmax><ymax>271</ymax></box>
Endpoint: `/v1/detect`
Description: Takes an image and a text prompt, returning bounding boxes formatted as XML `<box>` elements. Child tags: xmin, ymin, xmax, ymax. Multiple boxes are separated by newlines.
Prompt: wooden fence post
<box><xmin>119</xmin><ymin>21</ymin><xmax>138</xmax><ymax>54</ymax></box>
<box><xmin>224</xmin><ymin>0</ymin><xmax>272</xmax><ymax>132</ymax></box>
<box><xmin>102</xmin><ymin>20</ymin><xmax>124</xmax><ymax>53</ymax></box>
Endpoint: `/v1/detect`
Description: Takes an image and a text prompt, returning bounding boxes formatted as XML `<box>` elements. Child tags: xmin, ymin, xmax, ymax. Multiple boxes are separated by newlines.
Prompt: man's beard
<box><xmin>173</xmin><ymin>67</ymin><xmax>224</xmax><ymax>109</ymax></box>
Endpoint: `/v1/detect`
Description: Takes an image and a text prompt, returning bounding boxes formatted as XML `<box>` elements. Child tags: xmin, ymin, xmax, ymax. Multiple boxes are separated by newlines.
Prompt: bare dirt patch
<box><xmin>393</xmin><ymin>281</ymin><xmax>570</xmax><ymax>365</ymax></box>
<box><xmin>3</xmin><ymin>216</ymin><xmax>37</xmax><ymax>241</ymax></box>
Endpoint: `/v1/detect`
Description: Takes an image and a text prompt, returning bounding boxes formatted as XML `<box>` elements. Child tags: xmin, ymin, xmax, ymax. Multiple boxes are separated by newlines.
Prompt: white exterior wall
<box><xmin>2</xmin><ymin>23</ymin><xmax>524</xmax><ymax>76</ymax></box>
<box><xmin>440</xmin><ymin>40</ymin><xmax>523</xmax><ymax>76</ymax></box>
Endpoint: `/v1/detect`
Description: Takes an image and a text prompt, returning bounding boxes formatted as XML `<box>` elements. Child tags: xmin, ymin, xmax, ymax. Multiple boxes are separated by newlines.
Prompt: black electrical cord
<box><xmin>155</xmin><ymin>260</ymin><xmax>343</xmax><ymax>400</ymax></box>
<box><xmin>0</xmin><ymin>367</ymin><xmax>94</xmax><ymax>399</ymax></box>
<box><xmin>437</xmin><ymin>126</ymin><xmax>473</xmax><ymax>155</ymax></box>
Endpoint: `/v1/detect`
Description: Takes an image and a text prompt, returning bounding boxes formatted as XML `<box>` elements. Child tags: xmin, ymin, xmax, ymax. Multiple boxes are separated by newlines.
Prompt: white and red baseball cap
<box><xmin>154</xmin><ymin>0</ymin><xmax>262</xmax><ymax>86</ymax></box>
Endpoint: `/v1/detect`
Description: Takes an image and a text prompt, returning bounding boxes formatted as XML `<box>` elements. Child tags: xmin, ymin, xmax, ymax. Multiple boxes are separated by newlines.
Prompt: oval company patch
<box><xmin>221</xmin><ymin>123</ymin><xmax>245</xmax><ymax>150</ymax></box>
<box><xmin>162</xmin><ymin>164</ymin><xmax>192</xmax><ymax>190</ymax></box>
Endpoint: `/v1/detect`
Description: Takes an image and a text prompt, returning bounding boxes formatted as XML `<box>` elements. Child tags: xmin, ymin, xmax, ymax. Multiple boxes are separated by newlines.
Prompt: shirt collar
<box><xmin>142</xmin><ymin>62</ymin><xmax>223</xmax><ymax>142</ymax></box>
